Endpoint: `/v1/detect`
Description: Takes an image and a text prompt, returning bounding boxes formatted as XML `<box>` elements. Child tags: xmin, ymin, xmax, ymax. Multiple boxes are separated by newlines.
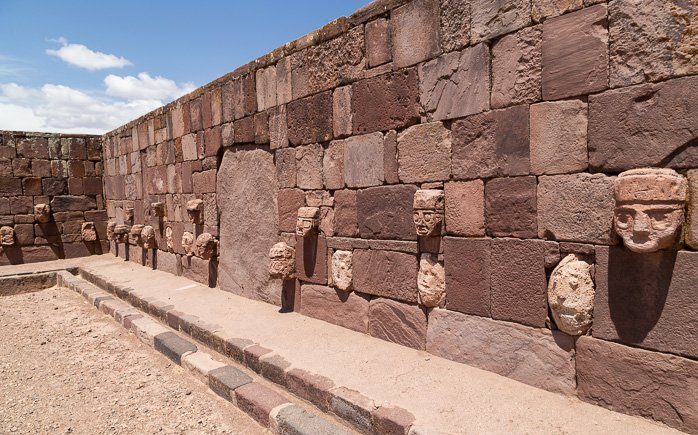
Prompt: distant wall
<box><xmin>0</xmin><ymin>131</ymin><xmax>107</xmax><ymax>264</ymax></box>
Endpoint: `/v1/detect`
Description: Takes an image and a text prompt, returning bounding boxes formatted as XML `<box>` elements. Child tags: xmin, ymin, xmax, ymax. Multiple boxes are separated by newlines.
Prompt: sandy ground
<box><xmin>0</xmin><ymin>286</ymin><xmax>267</xmax><ymax>435</ymax></box>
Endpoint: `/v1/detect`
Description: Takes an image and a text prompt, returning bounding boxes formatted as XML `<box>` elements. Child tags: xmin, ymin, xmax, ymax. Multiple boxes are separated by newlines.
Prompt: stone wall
<box><xmin>0</xmin><ymin>131</ymin><xmax>107</xmax><ymax>264</ymax></box>
<box><xmin>98</xmin><ymin>0</ymin><xmax>698</xmax><ymax>432</ymax></box>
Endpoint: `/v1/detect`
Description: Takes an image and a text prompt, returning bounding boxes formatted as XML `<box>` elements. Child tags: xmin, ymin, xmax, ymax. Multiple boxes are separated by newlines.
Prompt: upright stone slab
<box><xmin>218</xmin><ymin>148</ymin><xmax>280</xmax><ymax>303</ymax></box>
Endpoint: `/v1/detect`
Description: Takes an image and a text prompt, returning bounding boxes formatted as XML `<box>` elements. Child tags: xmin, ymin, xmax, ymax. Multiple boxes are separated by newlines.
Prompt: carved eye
<box><xmin>648</xmin><ymin>209</ymin><xmax>673</xmax><ymax>230</ymax></box>
<box><xmin>413</xmin><ymin>212</ymin><xmax>421</xmax><ymax>223</ymax></box>
<box><xmin>615</xmin><ymin>210</ymin><xmax>633</xmax><ymax>229</ymax></box>
<box><xmin>421</xmin><ymin>212</ymin><xmax>433</xmax><ymax>223</ymax></box>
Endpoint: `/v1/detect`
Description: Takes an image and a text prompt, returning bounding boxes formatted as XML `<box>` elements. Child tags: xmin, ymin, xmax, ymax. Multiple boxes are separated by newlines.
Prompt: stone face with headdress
<box><xmin>413</xmin><ymin>189</ymin><xmax>444</xmax><ymax>237</ymax></box>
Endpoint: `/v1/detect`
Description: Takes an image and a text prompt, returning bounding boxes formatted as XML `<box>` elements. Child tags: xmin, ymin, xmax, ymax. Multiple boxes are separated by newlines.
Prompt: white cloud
<box><xmin>104</xmin><ymin>72</ymin><xmax>196</xmax><ymax>100</ymax></box>
<box><xmin>46</xmin><ymin>37</ymin><xmax>132</xmax><ymax>71</ymax></box>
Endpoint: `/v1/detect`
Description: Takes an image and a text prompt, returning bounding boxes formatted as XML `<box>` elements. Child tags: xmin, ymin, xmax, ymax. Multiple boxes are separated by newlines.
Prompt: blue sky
<box><xmin>0</xmin><ymin>0</ymin><xmax>368</xmax><ymax>133</ymax></box>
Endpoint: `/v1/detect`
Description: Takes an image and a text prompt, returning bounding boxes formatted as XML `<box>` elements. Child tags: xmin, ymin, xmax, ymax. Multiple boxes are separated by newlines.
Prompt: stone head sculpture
<box><xmin>296</xmin><ymin>207</ymin><xmax>320</xmax><ymax>237</ymax></box>
<box><xmin>165</xmin><ymin>225</ymin><xmax>174</xmax><ymax>252</ymax></box>
<box><xmin>331</xmin><ymin>250</ymin><xmax>353</xmax><ymax>291</ymax></box>
<box><xmin>547</xmin><ymin>254</ymin><xmax>595</xmax><ymax>336</ymax></box>
<box><xmin>0</xmin><ymin>226</ymin><xmax>15</xmax><ymax>246</ymax></box>
<box><xmin>613</xmin><ymin>168</ymin><xmax>688</xmax><ymax>253</ymax></box>
<box><xmin>129</xmin><ymin>224</ymin><xmax>144</xmax><ymax>245</ymax></box>
<box><xmin>196</xmin><ymin>233</ymin><xmax>218</xmax><ymax>260</ymax></box>
<box><xmin>182</xmin><ymin>231</ymin><xmax>195</xmax><ymax>256</ymax></box>
<box><xmin>81</xmin><ymin>222</ymin><xmax>98</xmax><ymax>242</ymax></box>
<box><xmin>34</xmin><ymin>204</ymin><xmax>51</xmax><ymax>223</ymax></box>
<box><xmin>107</xmin><ymin>221</ymin><xmax>117</xmax><ymax>241</ymax></box>
<box><xmin>186</xmin><ymin>199</ymin><xmax>204</xmax><ymax>224</ymax></box>
<box><xmin>141</xmin><ymin>225</ymin><xmax>157</xmax><ymax>249</ymax></box>
<box><xmin>417</xmin><ymin>254</ymin><xmax>445</xmax><ymax>307</ymax></box>
<box><xmin>150</xmin><ymin>202</ymin><xmax>165</xmax><ymax>218</ymax></box>
<box><xmin>114</xmin><ymin>224</ymin><xmax>130</xmax><ymax>243</ymax></box>
<box><xmin>413</xmin><ymin>189</ymin><xmax>444</xmax><ymax>237</ymax></box>
<box><xmin>269</xmin><ymin>242</ymin><xmax>295</xmax><ymax>280</ymax></box>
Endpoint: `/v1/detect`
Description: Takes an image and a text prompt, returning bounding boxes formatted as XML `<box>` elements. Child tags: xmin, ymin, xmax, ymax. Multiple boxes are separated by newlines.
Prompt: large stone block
<box><xmin>609</xmin><ymin>0</ymin><xmax>698</xmax><ymax>87</ymax></box>
<box><xmin>419</xmin><ymin>44</ymin><xmax>490</xmax><ymax>121</ymax></box>
<box><xmin>0</xmin><ymin>177</ymin><xmax>22</xmax><ymax>196</ymax></box>
<box><xmin>295</xmin><ymin>144</ymin><xmax>324</xmax><ymax>190</ymax></box>
<box><xmin>443</xmin><ymin>237</ymin><xmax>490</xmax><ymax>317</ymax></box>
<box><xmin>50</xmin><ymin>195</ymin><xmax>97</xmax><ymax>212</ymax></box>
<box><xmin>576</xmin><ymin>336</ymin><xmax>698</xmax><ymax>433</ymax></box>
<box><xmin>444</xmin><ymin>180</ymin><xmax>485</xmax><ymax>236</ymax></box>
<box><xmin>218</xmin><ymin>148</ymin><xmax>280</xmax><ymax>303</ymax></box>
<box><xmin>300</xmin><ymin>285</ymin><xmax>369</xmax><ymax>333</ymax></box>
<box><xmin>391</xmin><ymin>0</ymin><xmax>440</xmax><ymax>68</ymax></box>
<box><xmin>471</xmin><ymin>0</ymin><xmax>531</xmax><ymax>42</ymax></box>
<box><xmin>287</xmin><ymin>91</ymin><xmax>333</xmax><ymax>146</ymax></box>
<box><xmin>532</xmin><ymin>0</ymin><xmax>583</xmax><ymax>22</ymax></box>
<box><xmin>368</xmin><ymin>298</ymin><xmax>427</xmax><ymax>350</ymax></box>
<box><xmin>537</xmin><ymin>173</ymin><xmax>615</xmax><ymax>244</ymax></box>
<box><xmin>277</xmin><ymin>188</ymin><xmax>305</xmax><ymax>233</ymax></box>
<box><xmin>593</xmin><ymin>247</ymin><xmax>698</xmax><ymax>359</ymax></box>
<box><xmin>588</xmin><ymin>75</ymin><xmax>698</xmax><ymax>171</ymax></box>
<box><xmin>296</xmin><ymin>235</ymin><xmax>328</xmax><ymax>285</ymax></box>
<box><xmin>490</xmin><ymin>238</ymin><xmax>548</xmax><ymax>328</ymax></box>
<box><xmin>256</xmin><ymin>65</ymin><xmax>277</xmax><ymax>111</ymax></box>
<box><xmin>323</xmin><ymin>140</ymin><xmax>344</xmax><ymax>190</ymax></box>
<box><xmin>397</xmin><ymin>122</ymin><xmax>451</xmax><ymax>183</ymax></box>
<box><xmin>365</xmin><ymin>18</ymin><xmax>391</xmax><ymax>67</ymax></box>
<box><xmin>542</xmin><ymin>5</ymin><xmax>609</xmax><ymax>100</ymax></box>
<box><xmin>427</xmin><ymin>309</ymin><xmax>576</xmax><ymax>395</ymax></box>
<box><xmin>343</xmin><ymin>133</ymin><xmax>384</xmax><ymax>188</ymax></box>
<box><xmin>530</xmin><ymin>100</ymin><xmax>588</xmax><ymax>174</ymax></box>
<box><xmin>332</xmin><ymin>85</ymin><xmax>352</xmax><ymax>138</ymax></box>
<box><xmin>451</xmin><ymin>105</ymin><xmax>530</xmax><ymax>179</ymax></box>
<box><xmin>440</xmin><ymin>0</ymin><xmax>470</xmax><ymax>52</ymax></box>
<box><xmin>334</xmin><ymin>189</ymin><xmax>358</xmax><ymax>238</ymax></box>
<box><xmin>485</xmin><ymin>176</ymin><xmax>537</xmax><ymax>239</ymax></box>
<box><xmin>491</xmin><ymin>26</ymin><xmax>542</xmax><ymax>109</ymax></box>
<box><xmin>276</xmin><ymin>148</ymin><xmax>296</xmax><ymax>189</ymax></box>
<box><xmin>352</xmin><ymin>70</ymin><xmax>420</xmax><ymax>135</ymax></box>
<box><xmin>353</xmin><ymin>249</ymin><xmax>418</xmax><ymax>303</ymax></box>
<box><xmin>357</xmin><ymin>185</ymin><xmax>417</xmax><ymax>240</ymax></box>
<box><xmin>688</xmin><ymin>170</ymin><xmax>698</xmax><ymax>249</ymax></box>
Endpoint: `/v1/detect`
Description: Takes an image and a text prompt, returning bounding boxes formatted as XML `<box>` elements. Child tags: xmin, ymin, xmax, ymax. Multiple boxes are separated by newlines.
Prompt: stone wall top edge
<box><xmin>0</xmin><ymin>130</ymin><xmax>101</xmax><ymax>139</ymax></box>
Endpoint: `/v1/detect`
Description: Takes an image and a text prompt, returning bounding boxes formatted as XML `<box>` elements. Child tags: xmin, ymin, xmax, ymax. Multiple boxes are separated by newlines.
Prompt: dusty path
<box><xmin>0</xmin><ymin>286</ymin><xmax>267</xmax><ymax>435</ymax></box>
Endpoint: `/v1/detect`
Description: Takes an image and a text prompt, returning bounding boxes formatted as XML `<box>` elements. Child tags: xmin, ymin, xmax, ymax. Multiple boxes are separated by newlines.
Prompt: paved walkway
<box><xmin>1</xmin><ymin>255</ymin><xmax>682</xmax><ymax>434</ymax></box>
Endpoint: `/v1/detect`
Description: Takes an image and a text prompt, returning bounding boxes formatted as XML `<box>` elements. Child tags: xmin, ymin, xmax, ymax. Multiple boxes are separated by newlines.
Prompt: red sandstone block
<box><xmin>192</xmin><ymin>169</ymin><xmax>216</xmax><ymax>194</ymax></box>
<box><xmin>299</xmin><ymin>284</ymin><xmax>369</xmax><ymax>333</ymax></box>
<box><xmin>234</xmin><ymin>116</ymin><xmax>255</xmax><ymax>144</ymax></box>
<box><xmin>259</xmin><ymin>353</ymin><xmax>291</xmax><ymax>386</ymax></box>
<box><xmin>68</xmin><ymin>177</ymin><xmax>84</xmax><ymax>195</ymax></box>
<box><xmin>236</xmin><ymin>74</ymin><xmax>258</xmax><ymax>120</ymax></box>
<box><xmin>277</xmin><ymin>188</ymin><xmax>305</xmax><ymax>233</ymax></box>
<box><xmin>13</xmin><ymin>224</ymin><xmax>34</xmax><ymax>245</ymax></box>
<box><xmin>353</xmin><ymin>249</ymin><xmax>418</xmax><ymax>303</ymax></box>
<box><xmin>332</xmin><ymin>86</ymin><xmax>353</xmax><ymax>138</ymax></box>
<box><xmin>372</xmin><ymin>406</ymin><xmax>415</xmax><ymax>435</ymax></box>
<box><xmin>12</xmin><ymin>158</ymin><xmax>31</xmax><ymax>177</ymax></box>
<box><xmin>16</xmin><ymin>136</ymin><xmax>49</xmax><ymax>159</ymax></box>
<box><xmin>243</xmin><ymin>344</ymin><xmax>273</xmax><ymax>374</ymax></box>
<box><xmin>443</xmin><ymin>237</ymin><xmax>491</xmax><ymax>317</ymax></box>
<box><xmin>391</xmin><ymin>0</ymin><xmax>440</xmax><ymax>68</ymax></box>
<box><xmin>10</xmin><ymin>196</ymin><xmax>32</xmax><ymax>214</ymax></box>
<box><xmin>490</xmin><ymin>238</ymin><xmax>548</xmax><ymax>327</ymax></box>
<box><xmin>295</xmin><ymin>235</ymin><xmax>328</xmax><ymax>285</ymax></box>
<box><xmin>0</xmin><ymin>159</ymin><xmax>11</xmax><ymax>177</ymax></box>
<box><xmin>31</xmin><ymin>159</ymin><xmax>50</xmax><ymax>177</ymax></box>
<box><xmin>22</xmin><ymin>177</ymin><xmax>42</xmax><ymax>196</ymax></box>
<box><xmin>235</xmin><ymin>383</ymin><xmax>289</xmax><ymax>426</ymax></box>
<box><xmin>333</xmin><ymin>189</ymin><xmax>358</xmax><ymax>238</ymax></box>
<box><xmin>0</xmin><ymin>177</ymin><xmax>22</xmax><ymax>196</ymax></box>
<box><xmin>357</xmin><ymin>184</ymin><xmax>417</xmax><ymax>241</ymax></box>
<box><xmin>68</xmin><ymin>160</ymin><xmax>86</xmax><ymax>178</ymax></box>
<box><xmin>286</xmin><ymin>368</ymin><xmax>335</xmax><ymax>412</ymax></box>
<box><xmin>485</xmin><ymin>176</ymin><xmax>537</xmax><ymax>238</ymax></box>
<box><xmin>204</xmin><ymin>126</ymin><xmax>221</xmax><ymax>157</ymax></box>
<box><xmin>365</xmin><ymin>18</ymin><xmax>392</xmax><ymax>67</ymax></box>
<box><xmin>383</xmin><ymin>130</ymin><xmax>399</xmax><ymax>185</ymax></box>
<box><xmin>295</xmin><ymin>143</ymin><xmax>324</xmax><ymax>190</ymax></box>
<box><xmin>287</xmin><ymin>91</ymin><xmax>333</xmax><ymax>146</ymax></box>
<box><xmin>368</xmin><ymin>298</ymin><xmax>427</xmax><ymax>350</ymax></box>
<box><xmin>275</xmin><ymin>148</ymin><xmax>296</xmax><ymax>189</ymax></box>
<box><xmin>444</xmin><ymin>180</ymin><xmax>485</xmax><ymax>236</ymax></box>
<box><xmin>254</xmin><ymin>111</ymin><xmax>270</xmax><ymax>144</ymax></box>
<box><xmin>83</xmin><ymin>177</ymin><xmax>102</xmax><ymax>195</ymax></box>
<box><xmin>352</xmin><ymin>70</ymin><xmax>420</xmax><ymax>135</ymax></box>
<box><xmin>576</xmin><ymin>336</ymin><xmax>698</xmax><ymax>433</ymax></box>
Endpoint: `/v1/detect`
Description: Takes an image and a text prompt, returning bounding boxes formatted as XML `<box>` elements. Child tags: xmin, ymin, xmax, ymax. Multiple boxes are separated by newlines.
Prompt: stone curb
<box><xmin>153</xmin><ymin>331</ymin><xmax>198</xmax><ymax>365</ymax></box>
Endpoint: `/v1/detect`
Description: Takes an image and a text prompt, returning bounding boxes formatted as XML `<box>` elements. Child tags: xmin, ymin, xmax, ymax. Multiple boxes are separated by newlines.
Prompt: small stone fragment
<box><xmin>269</xmin><ymin>242</ymin><xmax>296</xmax><ymax>280</ymax></box>
<box><xmin>547</xmin><ymin>254</ymin><xmax>595</xmax><ymax>335</ymax></box>
<box><xmin>417</xmin><ymin>253</ymin><xmax>445</xmax><ymax>307</ymax></box>
<box><xmin>331</xmin><ymin>250</ymin><xmax>353</xmax><ymax>292</ymax></box>
<box><xmin>34</xmin><ymin>203</ymin><xmax>51</xmax><ymax>223</ymax></box>
<box><xmin>81</xmin><ymin>222</ymin><xmax>97</xmax><ymax>242</ymax></box>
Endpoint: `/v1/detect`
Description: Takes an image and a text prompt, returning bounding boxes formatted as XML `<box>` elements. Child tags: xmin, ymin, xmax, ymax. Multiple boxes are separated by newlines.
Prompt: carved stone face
<box><xmin>34</xmin><ymin>204</ymin><xmax>51</xmax><ymax>223</ymax></box>
<box><xmin>165</xmin><ymin>226</ymin><xmax>174</xmax><ymax>252</ymax></box>
<box><xmin>547</xmin><ymin>254</ymin><xmax>595</xmax><ymax>336</ymax></box>
<box><xmin>182</xmin><ymin>231</ymin><xmax>195</xmax><ymax>256</ymax></box>
<box><xmin>81</xmin><ymin>222</ymin><xmax>97</xmax><ymax>242</ymax></box>
<box><xmin>114</xmin><ymin>224</ymin><xmax>130</xmax><ymax>243</ymax></box>
<box><xmin>196</xmin><ymin>233</ymin><xmax>218</xmax><ymax>260</ymax></box>
<box><xmin>107</xmin><ymin>221</ymin><xmax>117</xmax><ymax>241</ymax></box>
<box><xmin>296</xmin><ymin>207</ymin><xmax>320</xmax><ymax>237</ymax></box>
<box><xmin>417</xmin><ymin>253</ymin><xmax>445</xmax><ymax>307</ymax></box>
<box><xmin>269</xmin><ymin>242</ymin><xmax>295</xmax><ymax>279</ymax></box>
<box><xmin>331</xmin><ymin>250</ymin><xmax>353</xmax><ymax>291</ymax></box>
<box><xmin>141</xmin><ymin>225</ymin><xmax>157</xmax><ymax>249</ymax></box>
<box><xmin>614</xmin><ymin>168</ymin><xmax>688</xmax><ymax>253</ymax></box>
<box><xmin>150</xmin><ymin>202</ymin><xmax>165</xmax><ymax>218</ymax></box>
<box><xmin>124</xmin><ymin>207</ymin><xmax>134</xmax><ymax>224</ymax></box>
<box><xmin>186</xmin><ymin>199</ymin><xmax>204</xmax><ymax>224</ymax></box>
<box><xmin>413</xmin><ymin>190</ymin><xmax>444</xmax><ymax>237</ymax></box>
<box><xmin>0</xmin><ymin>226</ymin><xmax>15</xmax><ymax>246</ymax></box>
<box><xmin>129</xmin><ymin>224</ymin><xmax>144</xmax><ymax>245</ymax></box>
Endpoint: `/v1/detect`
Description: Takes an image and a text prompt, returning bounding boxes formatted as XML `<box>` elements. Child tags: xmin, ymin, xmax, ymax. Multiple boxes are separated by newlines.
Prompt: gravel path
<box><xmin>0</xmin><ymin>286</ymin><xmax>268</xmax><ymax>435</ymax></box>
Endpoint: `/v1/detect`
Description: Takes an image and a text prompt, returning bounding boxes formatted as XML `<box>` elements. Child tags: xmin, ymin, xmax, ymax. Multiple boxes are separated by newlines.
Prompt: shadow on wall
<box><xmin>607</xmin><ymin>248</ymin><xmax>676</xmax><ymax>343</ymax></box>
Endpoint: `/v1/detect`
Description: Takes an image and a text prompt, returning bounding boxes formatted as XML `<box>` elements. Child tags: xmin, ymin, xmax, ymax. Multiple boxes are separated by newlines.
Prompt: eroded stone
<box><xmin>296</xmin><ymin>207</ymin><xmax>320</xmax><ymax>237</ymax></box>
<box><xmin>129</xmin><ymin>224</ymin><xmax>143</xmax><ymax>246</ymax></box>
<box><xmin>165</xmin><ymin>225</ymin><xmax>174</xmax><ymax>252</ymax></box>
<box><xmin>0</xmin><ymin>226</ymin><xmax>15</xmax><ymax>246</ymax></box>
<box><xmin>491</xmin><ymin>25</ymin><xmax>542</xmax><ymax>109</ymax></box>
<box><xmin>269</xmin><ymin>242</ymin><xmax>295</xmax><ymax>280</ymax></box>
<box><xmin>182</xmin><ymin>231</ymin><xmax>195</xmax><ymax>256</ymax></box>
<box><xmin>141</xmin><ymin>225</ymin><xmax>157</xmax><ymax>250</ymax></box>
<box><xmin>397</xmin><ymin>122</ymin><xmax>451</xmax><ymax>183</ymax></box>
<box><xmin>331</xmin><ymin>250</ymin><xmax>353</xmax><ymax>291</ymax></box>
<box><xmin>413</xmin><ymin>189</ymin><xmax>444</xmax><ymax>237</ymax></box>
<box><xmin>34</xmin><ymin>203</ymin><xmax>51</xmax><ymax>223</ymax></box>
<box><xmin>186</xmin><ymin>199</ymin><xmax>204</xmax><ymax>224</ymax></box>
<box><xmin>547</xmin><ymin>254</ymin><xmax>595</xmax><ymax>335</ymax></box>
<box><xmin>107</xmin><ymin>221</ymin><xmax>116</xmax><ymax>241</ymax></box>
<box><xmin>417</xmin><ymin>253</ymin><xmax>445</xmax><ymax>307</ymax></box>
<box><xmin>81</xmin><ymin>222</ymin><xmax>97</xmax><ymax>242</ymax></box>
<box><xmin>196</xmin><ymin>233</ymin><xmax>218</xmax><ymax>260</ymax></box>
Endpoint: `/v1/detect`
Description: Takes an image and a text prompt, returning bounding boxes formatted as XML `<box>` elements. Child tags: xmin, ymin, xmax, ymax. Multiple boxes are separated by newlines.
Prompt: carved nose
<box><xmin>633</xmin><ymin>212</ymin><xmax>651</xmax><ymax>234</ymax></box>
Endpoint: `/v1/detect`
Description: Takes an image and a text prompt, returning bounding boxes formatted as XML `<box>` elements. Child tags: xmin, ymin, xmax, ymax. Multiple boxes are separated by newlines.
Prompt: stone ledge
<box><xmin>153</xmin><ymin>331</ymin><xmax>198</xmax><ymax>365</ymax></box>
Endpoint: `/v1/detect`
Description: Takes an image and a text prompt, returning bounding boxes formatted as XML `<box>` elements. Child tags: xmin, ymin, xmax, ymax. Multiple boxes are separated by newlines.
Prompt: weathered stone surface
<box><xmin>334</xmin><ymin>190</ymin><xmax>358</xmax><ymax>238</ymax></box>
<box><xmin>397</xmin><ymin>122</ymin><xmax>451</xmax><ymax>183</ymax></box>
<box><xmin>343</xmin><ymin>133</ymin><xmax>384</xmax><ymax>188</ymax></box>
<box><xmin>440</xmin><ymin>0</ymin><xmax>470</xmax><ymax>51</ymax></box>
<box><xmin>287</xmin><ymin>91</ymin><xmax>333</xmax><ymax>146</ymax></box>
<box><xmin>357</xmin><ymin>185</ymin><xmax>418</xmax><ymax>240</ymax></box>
<box><xmin>365</xmin><ymin>18</ymin><xmax>391</xmax><ymax>67</ymax></box>
<box><xmin>485</xmin><ymin>176</ymin><xmax>537</xmax><ymax>238</ymax></box>
<box><xmin>235</xmin><ymin>383</ymin><xmax>289</xmax><ymax>426</ymax></box>
<box><xmin>588</xmin><ymin>75</ymin><xmax>698</xmax><ymax>171</ymax></box>
<box><xmin>323</xmin><ymin>140</ymin><xmax>344</xmax><ymax>190</ymax></box>
<box><xmin>687</xmin><ymin>170</ymin><xmax>698</xmax><ymax>249</ymax></box>
<box><xmin>352</xmin><ymin>70</ymin><xmax>420</xmax><ymax>135</ymax></box>
<box><xmin>530</xmin><ymin>100</ymin><xmax>588</xmax><ymax>174</ymax></box>
<box><xmin>218</xmin><ymin>148</ymin><xmax>280</xmax><ymax>303</ymax></box>
<box><xmin>255</xmin><ymin>66</ymin><xmax>277</xmax><ymax>111</ymax></box>
<box><xmin>50</xmin><ymin>195</ymin><xmax>97</xmax><ymax>212</ymax></box>
<box><xmin>444</xmin><ymin>180</ymin><xmax>485</xmax><ymax>236</ymax></box>
<box><xmin>451</xmin><ymin>105</ymin><xmax>530</xmax><ymax>179</ymax></box>
<box><xmin>419</xmin><ymin>44</ymin><xmax>490</xmax><ymax>121</ymax></box>
<box><xmin>593</xmin><ymin>246</ymin><xmax>698</xmax><ymax>359</ymax></box>
<box><xmin>332</xmin><ymin>85</ymin><xmax>352</xmax><ymax>138</ymax></box>
<box><xmin>269</xmin><ymin>105</ymin><xmax>288</xmax><ymax>150</ymax></box>
<box><xmin>0</xmin><ymin>177</ymin><xmax>22</xmax><ymax>196</ymax></box>
<box><xmin>412</xmin><ymin>189</ymin><xmax>444</xmax><ymax>237</ymax></box>
<box><xmin>491</xmin><ymin>26</ymin><xmax>542</xmax><ymax>109</ymax></box>
<box><xmin>272</xmin><ymin>404</ymin><xmax>351</xmax><ymax>435</ymax></box>
<box><xmin>471</xmin><ymin>0</ymin><xmax>531</xmax><ymax>42</ymax></box>
<box><xmin>427</xmin><ymin>309</ymin><xmax>576</xmax><ymax>395</ymax></box>
<box><xmin>372</xmin><ymin>406</ymin><xmax>415</xmax><ymax>435</ymax></box>
<box><xmin>542</xmin><ymin>5</ymin><xmax>609</xmax><ymax>100</ymax></box>
<box><xmin>296</xmin><ymin>235</ymin><xmax>327</xmax><ymax>284</ymax></box>
<box><xmin>0</xmin><ymin>226</ymin><xmax>15</xmax><ymax>246</ymax></box>
<box><xmin>295</xmin><ymin>144</ymin><xmax>324</xmax><ymax>190</ymax></box>
<box><xmin>269</xmin><ymin>242</ymin><xmax>296</xmax><ymax>280</ymax></box>
<box><xmin>353</xmin><ymin>249</ymin><xmax>418</xmax><ymax>303</ymax></box>
<box><xmin>300</xmin><ymin>284</ymin><xmax>369</xmax><ymax>333</ymax></box>
<box><xmin>275</xmin><ymin>148</ymin><xmax>296</xmax><ymax>189</ymax></box>
<box><xmin>296</xmin><ymin>206</ymin><xmax>320</xmax><ymax>238</ymax></box>
<box><xmin>368</xmin><ymin>298</ymin><xmax>427</xmax><ymax>350</ymax></box>
<box><xmin>537</xmin><ymin>173</ymin><xmax>616</xmax><ymax>244</ymax></box>
<box><xmin>547</xmin><ymin>254</ymin><xmax>594</xmax><ymax>335</ymax></box>
<box><xmin>391</xmin><ymin>0</ymin><xmax>440</xmax><ymax>68</ymax></box>
<box><xmin>443</xmin><ymin>237</ymin><xmax>490</xmax><ymax>316</ymax></box>
<box><xmin>609</xmin><ymin>0</ymin><xmax>698</xmax><ymax>87</ymax></box>
<box><xmin>417</xmin><ymin>253</ymin><xmax>445</xmax><ymax>307</ymax></box>
<box><xmin>491</xmin><ymin>238</ymin><xmax>548</xmax><ymax>327</ymax></box>
<box><xmin>383</xmin><ymin>130</ymin><xmax>399</xmax><ymax>185</ymax></box>
<box><xmin>532</xmin><ymin>0</ymin><xmax>583</xmax><ymax>22</ymax></box>
<box><xmin>331</xmin><ymin>250</ymin><xmax>353</xmax><ymax>291</ymax></box>
<box><xmin>576</xmin><ymin>336</ymin><xmax>698</xmax><ymax>433</ymax></box>
<box><xmin>277</xmin><ymin>188</ymin><xmax>305</xmax><ymax>233</ymax></box>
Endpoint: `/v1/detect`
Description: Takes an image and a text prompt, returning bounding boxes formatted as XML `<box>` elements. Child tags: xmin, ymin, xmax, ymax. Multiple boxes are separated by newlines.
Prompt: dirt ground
<box><xmin>0</xmin><ymin>286</ymin><xmax>268</xmax><ymax>435</ymax></box>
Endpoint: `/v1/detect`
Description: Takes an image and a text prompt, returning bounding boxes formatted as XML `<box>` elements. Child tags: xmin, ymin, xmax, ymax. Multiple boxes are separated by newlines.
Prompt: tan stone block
<box><xmin>365</xmin><ymin>18</ymin><xmax>391</xmax><ymax>67</ymax></box>
<box><xmin>440</xmin><ymin>0</ymin><xmax>471</xmax><ymax>51</ymax></box>
<box><xmin>343</xmin><ymin>133</ymin><xmax>384</xmax><ymax>188</ymax></box>
<box><xmin>444</xmin><ymin>180</ymin><xmax>485</xmax><ymax>236</ymax></box>
<box><xmin>323</xmin><ymin>140</ymin><xmax>344</xmax><ymax>191</ymax></box>
<box><xmin>471</xmin><ymin>0</ymin><xmax>531</xmax><ymax>42</ymax></box>
<box><xmin>391</xmin><ymin>0</ymin><xmax>440</xmax><ymax>68</ymax></box>
<box><xmin>530</xmin><ymin>100</ymin><xmax>588</xmax><ymax>174</ymax></box>
<box><xmin>332</xmin><ymin>85</ymin><xmax>352</xmax><ymax>138</ymax></box>
<box><xmin>295</xmin><ymin>144</ymin><xmax>323</xmax><ymax>190</ymax></box>
<box><xmin>368</xmin><ymin>298</ymin><xmax>427</xmax><ymax>350</ymax></box>
<box><xmin>491</xmin><ymin>25</ymin><xmax>542</xmax><ymax>109</ymax></box>
<box><xmin>397</xmin><ymin>121</ymin><xmax>451</xmax><ymax>183</ymax></box>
